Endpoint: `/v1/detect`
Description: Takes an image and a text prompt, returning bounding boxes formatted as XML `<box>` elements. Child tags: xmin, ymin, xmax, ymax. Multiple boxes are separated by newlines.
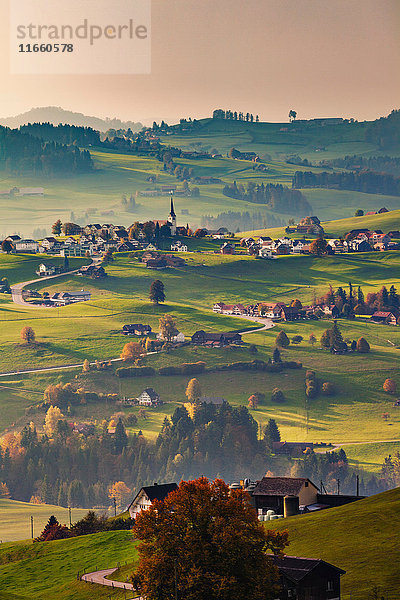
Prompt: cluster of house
<box><xmin>122</xmin><ymin>323</ymin><xmax>185</xmax><ymax>342</ymax></box>
<box><xmin>141</xmin><ymin>250</ymin><xmax>186</xmax><ymax>269</ymax></box>
<box><xmin>285</xmin><ymin>216</ymin><xmax>325</xmax><ymax>235</ymax></box>
<box><xmin>213</xmin><ymin>301</ymin><xmax>320</xmax><ymax>321</ymax></box>
<box><xmin>126</xmin><ymin>476</ymin><xmax>350</xmax><ymax>598</ymax></box>
<box><xmin>191</xmin><ymin>330</ymin><xmax>243</xmax><ymax>346</ymax></box>
<box><xmin>340</xmin><ymin>228</ymin><xmax>400</xmax><ymax>252</ymax></box>
<box><xmin>36</xmin><ymin>262</ymin><xmax>106</xmax><ymax>279</ymax></box>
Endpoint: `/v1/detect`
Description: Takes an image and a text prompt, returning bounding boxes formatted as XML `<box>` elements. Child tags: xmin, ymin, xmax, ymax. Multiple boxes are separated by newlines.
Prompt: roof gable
<box><xmin>252</xmin><ymin>476</ymin><xmax>318</xmax><ymax>497</ymax></box>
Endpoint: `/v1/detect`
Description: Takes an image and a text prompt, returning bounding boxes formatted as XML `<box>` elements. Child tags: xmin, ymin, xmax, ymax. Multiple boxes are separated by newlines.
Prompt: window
<box><xmin>305</xmin><ymin>481</ymin><xmax>309</xmax><ymax>487</ymax></box>
<box><xmin>327</xmin><ymin>580</ymin><xmax>334</xmax><ymax>591</ymax></box>
<box><xmin>287</xmin><ymin>590</ymin><xmax>296</xmax><ymax>598</ymax></box>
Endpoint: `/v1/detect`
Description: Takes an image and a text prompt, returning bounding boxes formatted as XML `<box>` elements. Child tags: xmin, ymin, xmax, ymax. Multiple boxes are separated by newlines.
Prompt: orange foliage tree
<box><xmin>132</xmin><ymin>477</ymin><xmax>289</xmax><ymax>600</ymax></box>
<box><xmin>120</xmin><ymin>341</ymin><xmax>145</xmax><ymax>362</ymax></box>
<box><xmin>108</xmin><ymin>481</ymin><xmax>133</xmax><ymax>510</ymax></box>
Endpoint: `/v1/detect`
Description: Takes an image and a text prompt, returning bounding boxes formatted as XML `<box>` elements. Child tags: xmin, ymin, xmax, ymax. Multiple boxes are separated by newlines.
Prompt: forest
<box><xmin>0</xmin><ymin>125</ymin><xmax>93</xmax><ymax>176</ymax></box>
<box><xmin>222</xmin><ymin>181</ymin><xmax>312</xmax><ymax>215</ymax></box>
<box><xmin>292</xmin><ymin>169</ymin><xmax>400</xmax><ymax>196</ymax></box>
<box><xmin>0</xmin><ymin>401</ymin><xmax>389</xmax><ymax>509</ymax></box>
<box><xmin>201</xmin><ymin>210</ymin><xmax>285</xmax><ymax>232</ymax></box>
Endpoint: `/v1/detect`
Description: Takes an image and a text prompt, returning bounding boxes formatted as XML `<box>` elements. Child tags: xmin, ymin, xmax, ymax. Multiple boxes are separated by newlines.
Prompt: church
<box><xmin>167</xmin><ymin>196</ymin><xmax>177</xmax><ymax>235</ymax></box>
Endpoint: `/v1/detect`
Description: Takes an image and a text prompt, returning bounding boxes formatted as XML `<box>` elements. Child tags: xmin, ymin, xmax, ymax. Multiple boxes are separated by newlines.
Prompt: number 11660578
<box><xmin>18</xmin><ymin>43</ymin><xmax>74</xmax><ymax>52</ymax></box>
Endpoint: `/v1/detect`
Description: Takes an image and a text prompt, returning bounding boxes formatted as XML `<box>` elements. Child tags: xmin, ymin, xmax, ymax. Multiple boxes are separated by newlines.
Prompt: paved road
<box><xmin>0</xmin><ymin>357</ymin><xmax>123</xmax><ymax>378</ymax></box>
<box><xmin>11</xmin><ymin>268</ymin><xmax>82</xmax><ymax>308</ymax></box>
<box><xmin>81</xmin><ymin>568</ymin><xmax>140</xmax><ymax>598</ymax></box>
<box><xmin>232</xmin><ymin>314</ymin><xmax>275</xmax><ymax>334</ymax></box>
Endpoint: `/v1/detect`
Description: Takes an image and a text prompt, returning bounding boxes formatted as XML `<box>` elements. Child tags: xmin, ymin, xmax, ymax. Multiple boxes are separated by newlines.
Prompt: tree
<box><xmin>149</xmin><ymin>280</ymin><xmax>165</xmax><ymax>304</ymax></box>
<box><xmin>321</xmin><ymin>382</ymin><xmax>335</xmax><ymax>396</ymax></box>
<box><xmin>354</xmin><ymin>209</ymin><xmax>364</xmax><ymax>217</ymax></box>
<box><xmin>248</xmin><ymin>394</ymin><xmax>259</xmax><ymax>410</ymax></box>
<box><xmin>331</xmin><ymin>320</ymin><xmax>344</xmax><ymax>350</ymax></box>
<box><xmin>52</xmin><ymin>219</ymin><xmax>62</xmax><ymax>235</ymax></box>
<box><xmin>34</xmin><ymin>515</ymin><xmax>71</xmax><ymax>542</ymax></box>
<box><xmin>62</xmin><ymin>222</ymin><xmax>81</xmax><ymax>235</ymax></box>
<box><xmin>272</xmin><ymin>347</ymin><xmax>281</xmax><ymax>363</ymax></box>
<box><xmin>82</xmin><ymin>359</ymin><xmax>90</xmax><ymax>373</ymax></box>
<box><xmin>185</xmin><ymin>378</ymin><xmax>202</xmax><ymax>403</ymax></box>
<box><xmin>120</xmin><ymin>341</ymin><xmax>144</xmax><ymax>362</ymax></box>
<box><xmin>356</xmin><ymin>337</ymin><xmax>370</xmax><ymax>353</ymax></box>
<box><xmin>291</xmin><ymin>335</ymin><xmax>303</xmax><ymax>344</ymax></box>
<box><xmin>1</xmin><ymin>240</ymin><xmax>13</xmax><ymax>254</ymax></box>
<box><xmin>308</xmin><ymin>333</ymin><xmax>317</xmax><ymax>346</ymax></box>
<box><xmin>108</xmin><ymin>481</ymin><xmax>132</xmax><ymax>510</ymax></box>
<box><xmin>275</xmin><ymin>330</ymin><xmax>290</xmax><ymax>348</ymax></box>
<box><xmin>263</xmin><ymin>419</ymin><xmax>281</xmax><ymax>449</ymax></box>
<box><xmin>320</xmin><ymin>328</ymin><xmax>333</xmax><ymax>349</ymax></box>
<box><xmin>159</xmin><ymin>314</ymin><xmax>178</xmax><ymax>341</ymax></box>
<box><xmin>0</xmin><ymin>482</ymin><xmax>10</xmax><ymax>498</ymax></box>
<box><xmin>271</xmin><ymin>388</ymin><xmax>285</xmax><ymax>403</ymax></box>
<box><xmin>310</xmin><ymin>236</ymin><xmax>328</xmax><ymax>256</ymax></box>
<box><xmin>132</xmin><ymin>477</ymin><xmax>288</xmax><ymax>600</ymax></box>
<box><xmin>44</xmin><ymin>405</ymin><xmax>64</xmax><ymax>437</ymax></box>
<box><xmin>383</xmin><ymin>378</ymin><xmax>396</xmax><ymax>394</ymax></box>
<box><xmin>21</xmin><ymin>326</ymin><xmax>35</xmax><ymax>344</ymax></box>
<box><xmin>289</xmin><ymin>109</ymin><xmax>297</xmax><ymax>122</ymax></box>
<box><xmin>290</xmin><ymin>299</ymin><xmax>302</xmax><ymax>310</ymax></box>
<box><xmin>114</xmin><ymin>418</ymin><xmax>128</xmax><ymax>454</ymax></box>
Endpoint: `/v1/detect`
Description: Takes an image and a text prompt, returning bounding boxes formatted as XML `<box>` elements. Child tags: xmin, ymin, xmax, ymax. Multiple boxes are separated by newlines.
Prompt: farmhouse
<box><xmin>272</xmin><ymin>441</ymin><xmax>314</xmax><ymax>457</ymax></box>
<box><xmin>220</xmin><ymin>242</ymin><xmax>235</xmax><ymax>255</ymax></box>
<box><xmin>157</xmin><ymin>331</ymin><xmax>185</xmax><ymax>343</ymax></box>
<box><xmin>191</xmin><ymin>330</ymin><xmax>242</xmax><ymax>346</ymax></box>
<box><xmin>199</xmin><ymin>396</ymin><xmax>226</xmax><ymax>405</ymax></box>
<box><xmin>251</xmin><ymin>477</ymin><xmax>319</xmax><ymax>514</ymax></box>
<box><xmin>122</xmin><ymin>324</ymin><xmax>152</xmax><ymax>336</ymax></box>
<box><xmin>137</xmin><ymin>388</ymin><xmax>161</xmax><ymax>406</ymax></box>
<box><xmin>51</xmin><ymin>291</ymin><xmax>91</xmax><ymax>304</ymax></box>
<box><xmin>14</xmin><ymin>239</ymin><xmax>40</xmax><ymax>253</ymax></box>
<box><xmin>127</xmin><ymin>482</ymin><xmax>178</xmax><ymax>519</ymax></box>
<box><xmin>371</xmin><ymin>311</ymin><xmax>398</xmax><ymax>325</ymax></box>
<box><xmin>270</xmin><ymin>555</ymin><xmax>345</xmax><ymax>600</ymax></box>
<box><xmin>35</xmin><ymin>263</ymin><xmax>62</xmax><ymax>276</ymax></box>
<box><xmin>78</xmin><ymin>265</ymin><xmax>107</xmax><ymax>278</ymax></box>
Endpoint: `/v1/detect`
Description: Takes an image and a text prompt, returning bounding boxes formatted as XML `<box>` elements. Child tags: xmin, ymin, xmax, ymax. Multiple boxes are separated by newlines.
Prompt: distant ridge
<box><xmin>0</xmin><ymin>106</ymin><xmax>143</xmax><ymax>132</ymax></box>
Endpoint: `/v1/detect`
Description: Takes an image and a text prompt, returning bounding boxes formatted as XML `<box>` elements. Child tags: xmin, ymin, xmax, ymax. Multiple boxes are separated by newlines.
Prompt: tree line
<box><xmin>0</xmin><ymin>125</ymin><xmax>93</xmax><ymax>176</ymax></box>
<box><xmin>212</xmin><ymin>109</ymin><xmax>259</xmax><ymax>122</ymax></box>
<box><xmin>292</xmin><ymin>169</ymin><xmax>400</xmax><ymax>196</ymax></box>
<box><xmin>201</xmin><ymin>210</ymin><xmax>284</xmax><ymax>232</ymax></box>
<box><xmin>19</xmin><ymin>123</ymin><xmax>101</xmax><ymax>146</ymax></box>
<box><xmin>317</xmin><ymin>154</ymin><xmax>400</xmax><ymax>177</ymax></box>
<box><xmin>223</xmin><ymin>180</ymin><xmax>313</xmax><ymax>215</ymax></box>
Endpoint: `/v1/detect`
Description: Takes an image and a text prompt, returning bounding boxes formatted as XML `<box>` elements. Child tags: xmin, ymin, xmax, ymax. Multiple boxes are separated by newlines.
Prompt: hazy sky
<box><xmin>1</xmin><ymin>0</ymin><xmax>399</xmax><ymax>124</ymax></box>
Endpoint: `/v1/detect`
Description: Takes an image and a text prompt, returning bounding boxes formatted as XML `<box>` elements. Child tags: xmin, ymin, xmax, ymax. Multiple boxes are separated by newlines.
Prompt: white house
<box><xmin>36</xmin><ymin>263</ymin><xmax>59</xmax><ymax>276</ymax></box>
<box><xmin>127</xmin><ymin>483</ymin><xmax>178</xmax><ymax>519</ymax></box>
<box><xmin>14</xmin><ymin>239</ymin><xmax>39</xmax><ymax>253</ymax></box>
<box><xmin>258</xmin><ymin>247</ymin><xmax>274</xmax><ymax>259</ymax></box>
<box><xmin>137</xmin><ymin>388</ymin><xmax>161</xmax><ymax>406</ymax></box>
<box><xmin>171</xmin><ymin>242</ymin><xmax>188</xmax><ymax>252</ymax></box>
<box><xmin>156</xmin><ymin>331</ymin><xmax>185</xmax><ymax>343</ymax></box>
<box><xmin>40</xmin><ymin>237</ymin><xmax>58</xmax><ymax>250</ymax></box>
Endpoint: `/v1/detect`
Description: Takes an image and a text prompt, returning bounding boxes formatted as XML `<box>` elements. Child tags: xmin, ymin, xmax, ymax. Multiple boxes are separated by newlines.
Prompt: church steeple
<box><xmin>169</xmin><ymin>196</ymin><xmax>176</xmax><ymax>218</ymax></box>
<box><xmin>167</xmin><ymin>195</ymin><xmax>177</xmax><ymax>235</ymax></box>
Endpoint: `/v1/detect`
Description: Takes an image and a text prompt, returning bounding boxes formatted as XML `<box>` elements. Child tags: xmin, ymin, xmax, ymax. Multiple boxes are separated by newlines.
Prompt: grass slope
<box><xmin>267</xmin><ymin>487</ymin><xmax>400</xmax><ymax>598</ymax></box>
<box><xmin>0</xmin><ymin>499</ymin><xmax>88</xmax><ymax>543</ymax></box>
<box><xmin>0</xmin><ymin>530</ymin><xmax>137</xmax><ymax>600</ymax></box>
<box><xmin>240</xmin><ymin>208</ymin><xmax>400</xmax><ymax>239</ymax></box>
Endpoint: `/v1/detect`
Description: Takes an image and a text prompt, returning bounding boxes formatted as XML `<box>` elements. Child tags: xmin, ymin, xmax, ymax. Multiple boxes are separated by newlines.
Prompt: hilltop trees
<box><xmin>132</xmin><ymin>477</ymin><xmax>288</xmax><ymax>600</ymax></box>
<box><xmin>289</xmin><ymin>109</ymin><xmax>297</xmax><ymax>122</ymax></box>
<box><xmin>149</xmin><ymin>280</ymin><xmax>165</xmax><ymax>304</ymax></box>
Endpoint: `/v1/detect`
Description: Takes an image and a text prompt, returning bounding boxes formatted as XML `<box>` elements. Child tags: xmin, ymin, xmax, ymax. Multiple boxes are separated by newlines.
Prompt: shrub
<box><xmin>275</xmin><ymin>331</ymin><xmax>290</xmax><ymax>348</ymax></box>
<box><xmin>181</xmin><ymin>361</ymin><xmax>206</xmax><ymax>375</ymax></box>
<box><xmin>271</xmin><ymin>388</ymin><xmax>285</xmax><ymax>403</ymax></box>
<box><xmin>291</xmin><ymin>335</ymin><xmax>303</xmax><ymax>345</ymax></box>
<box><xmin>116</xmin><ymin>366</ymin><xmax>155</xmax><ymax>378</ymax></box>
<box><xmin>356</xmin><ymin>337</ymin><xmax>370</xmax><ymax>353</ymax></box>
<box><xmin>306</xmin><ymin>384</ymin><xmax>317</xmax><ymax>399</ymax></box>
<box><xmin>321</xmin><ymin>382</ymin><xmax>335</xmax><ymax>396</ymax></box>
<box><xmin>158</xmin><ymin>366</ymin><xmax>181</xmax><ymax>376</ymax></box>
<box><xmin>383</xmin><ymin>378</ymin><xmax>397</xmax><ymax>394</ymax></box>
<box><xmin>282</xmin><ymin>361</ymin><xmax>302</xmax><ymax>369</ymax></box>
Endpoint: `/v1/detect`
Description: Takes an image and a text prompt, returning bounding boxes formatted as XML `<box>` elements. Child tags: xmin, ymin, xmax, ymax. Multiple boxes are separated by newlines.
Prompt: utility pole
<box><xmin>113</xmin><ymin>497</ymin><xmax>117</xmax><ymax>517</ymax></box>
<box><xmin>356</xmin><ymin>474</ymin><xmax>359</xmax><ymax>497</ymax></box>
<box><xmin>68</xmin><ymin>506</ymin><xmax>72</xmax><ymax>528</ymax></box>
<box><xmin>30</xmin><ymin>515</ymin><xmax>34</xmax><ymax>539</ymax></box>
<box><xmin>337</xmin><ymin>478</ymin><xmax>340</xmax><ymax>495</ymax></box>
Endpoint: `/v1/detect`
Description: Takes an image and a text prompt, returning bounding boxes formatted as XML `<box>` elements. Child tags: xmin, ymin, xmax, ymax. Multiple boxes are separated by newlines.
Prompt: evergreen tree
<box><xmin>389</xmin><ymin>285</ymin><xmax>399</xmax><ymax>309</ymax></box>
<box><xmin>357</xmin><ymin>286</ymin><xmax>365</xmax><ymax>305</ymax></box>
<box><xmin>263</xmin><ymin>419</ymin><xmax>281</xmax><ymax>449</ymax></box>
<box><xmin>114</xmin><ymin>418</ymin><xmax>128</xmax><ymax>454</ymax></box>
<box><xmin>149</xmin><ymin>280</ymin><xmax>165</xmax><ymax>304</ymax></box>
<box><xmin>275</xmin><ymin>331</ymin><xmax>290</xmax><ymax>348</ymax></box>
<box><xmin>331</xmin><ymin>320</ymin><xmax>344</xmax><ymax>350</ymax></box>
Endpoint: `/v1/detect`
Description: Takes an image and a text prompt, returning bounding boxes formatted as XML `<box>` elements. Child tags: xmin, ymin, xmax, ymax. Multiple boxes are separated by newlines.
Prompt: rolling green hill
<box><xmin>0</xmin><ymin>530</ymin><xmax>136</xmax><ymax>600</ymax></box>
<box><xmin>267</xmin><ymin>487</ymin><xmax>400</xmax><ymax>598</ymax></box>
<box><xmin>0</xmin><ymin>499</ymin><xmax>88</xmax><ymax>543</ymax></box>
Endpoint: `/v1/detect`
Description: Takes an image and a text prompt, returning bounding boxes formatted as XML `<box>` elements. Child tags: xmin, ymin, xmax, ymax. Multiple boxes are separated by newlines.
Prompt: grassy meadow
<box><xmin>0</xmin><ymin>499</ymin><xmax>88</xmax><ymax>543</ymax></box>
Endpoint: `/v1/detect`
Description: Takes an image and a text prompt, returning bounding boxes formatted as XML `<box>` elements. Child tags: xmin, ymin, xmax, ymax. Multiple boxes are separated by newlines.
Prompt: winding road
<box><xmin>11</xmin><ymin>268</ymin><xmax>83</xmax><ymax>308</ymax></box>
<box><xmin>81</xmin><ymin>568</ymin><xmax>139</xmax><ymax>598</ymax></box>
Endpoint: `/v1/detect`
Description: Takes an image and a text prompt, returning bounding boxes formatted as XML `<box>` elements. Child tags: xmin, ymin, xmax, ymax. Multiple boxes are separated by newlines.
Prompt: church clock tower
<box><xmin>167</xmin><ymin>196</ymin><xmax>177</xmax><ymax>235</ymax></box>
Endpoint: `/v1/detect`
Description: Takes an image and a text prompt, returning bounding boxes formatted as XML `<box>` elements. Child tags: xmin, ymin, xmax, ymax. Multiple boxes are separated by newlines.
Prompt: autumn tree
<box><xmin>383</xmin><ymin>379</ymin><xmax>397</xmax><ymax>394</ymax></box>
<box><xmin>149</xmin><ymin>279</ymin><xmax>165</xmax><ymax>304</ymax></box>
<box><xmin>310</xmin><ymin>236</ymin><xmax>328</xmax><ymax>256</ymax></box>
<box><xmin>248</xmin><ymin>394</ymin><xmax>259</xmax><ymax>410</ymax></box>
<box><xmin>0</xmin><ymin>482</ymin><xmax>10</xmax><ymax>498</ymax></box>
<box><xmin>308</xmin><ymin>333</ymin><xmax>316</xmax><ymax>346</ymax></box>
<box><xmin>132</xmin><ymin>477</ymin><xmax>288</xmax><ymax>600</ymax></box>
<box><xmin>52</xmin><ymin>219</ymin><xmax>62</xmax><ymax>235</ymax></box>
<box><xmin>185</xmin><ymin>378</ymin><xmax>202</xmax><ymax>403</ymax></box>
<box><xmin>44</xmin><ymin>405</ymin><xmax>64</xmax><ymax>437</ymax></box>
<box><xmin>120</xmin><ymin>341</ymin><xmax>144</xmax><ymax>362</ymax></box>
<box><xmin>271</xmin><ymin>388</ymin><xmax>285</xmax><ymax>403</ymax></box>
<box><xmin>1</xmin><ymin>240</ymin><xmax>13</xmax><ymax>254</ymax></box>
<box><xmin>34</xmin><ymin>515</ymin><xmax>71</xmax><ymax>542</ymax></box>
<box><xmin>275</xmin><ymin>330</ymin><xmax>290</xmax><ymax>348</ymax></box>
<box><xmin>82</xmin><ymin>359</ymin><xmax>90</xmax><ymax>373</ymax></box>
<box><xmin>21</xmin><ymin>326</ymin><xmax>35</xmax><ymax>344</ymax></box>
<box><xmin>356</xmin><ymin>337</ymin><xmax>370</xmax><ymax>353</ymax></box>
<box><xmin>108</xmin><ymin>481</ymin><xmax>132</xmax><ymax>510</ymax></box>
<box><xmin>159</xmin><ymin>314</ymin><xmax>178</xmax><ymax>341</ymax></box>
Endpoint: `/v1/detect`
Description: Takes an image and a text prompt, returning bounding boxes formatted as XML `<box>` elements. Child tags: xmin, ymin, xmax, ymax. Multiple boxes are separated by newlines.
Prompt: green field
<box><xmin>0</xmin><ymin>499</ymin><xmax>88</xmax><ymax>543</ymax></box>
<box><xmin>0</xmin><ymin>530</ymin><xmax>137</xmax><ymax>600</ymax></box>
<box><xmin>267</xmin><ymin>487</ymin><xmax>400</xmax><ymax>598</ymax></box>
